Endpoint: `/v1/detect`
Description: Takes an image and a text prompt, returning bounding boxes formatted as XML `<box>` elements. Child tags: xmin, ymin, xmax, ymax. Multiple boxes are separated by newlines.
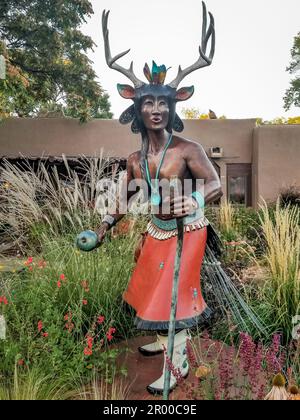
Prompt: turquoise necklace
<box><xmin>145</xmin><ymin>134</ymin><xmax>173</xmax><ymax>206</ymax></box>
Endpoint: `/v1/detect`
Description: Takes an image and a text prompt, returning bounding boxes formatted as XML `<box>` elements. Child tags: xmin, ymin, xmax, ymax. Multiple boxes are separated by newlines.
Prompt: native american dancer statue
<box><xmin>77</xmin><ymin>1</ymin><xmax>265</xmax><ymax>397</ymax></box>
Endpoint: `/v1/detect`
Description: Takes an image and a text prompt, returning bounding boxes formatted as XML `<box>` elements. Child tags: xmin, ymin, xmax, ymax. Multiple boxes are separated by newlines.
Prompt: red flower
<box><xmin>64</xmin><ymin>312</ymin><xmax>72</xmax><ymax>321</ymax></box>
<box><xmin>0</xmin><ymin>296</ymin><xmax>8</xmax><ymax>305</ymax></box>
<box><xmin>106</xmin><ymin>327</ymin><xmax>116</xmax><ymax>342</ymax></box>
<box><xmin>65</xmin><ymin>322</ymin><xmax>74</xmax><ymax>333</ymax></box>
<box><xmin>37</xmin><ymin>320</ymin><xmax>43</xmax><ymax>332</ymax></box>
<box><xmin>82</xmin><ymin>299</ymin><xmax>88</xmax><ymax>306</ymax></box>
<box><xmin>29</xmin><ymin>266</ymin><xmax>33</xmax><ymax>272</ymax></box>
<box><xmin>60</xmin><ymin>274</ymin><xmax>66</xmax><ymax>281</ymax></box>
<box><xmin>17</xmin><ymin>359</ymin><xmax>24</xmax><ymax>366</ymax></box>
<box><xmin>97</xmin><ymin>315</ymin><xmax>105</xmax><ymax>325</ymax></box>
<box><xmin>84</xmin><ymin>347</ymin><xmax>93</xmax><ymax>356</ymax></box>
<box><xmin>57</xmin><ymin>280</ymin><xmax>61</xmax><ymax>288</ymax></box>
<box><xmin>38</xmin><ymin>260</ymin><xmax>46</xmax><ymax>269</ymax></box>
<box><xmin>86</xmin><ymin>335</ymin><xmax>93</xmax><ymax>349</ymax></box>
<box><xmin>108</xmin><ymin>327</ymin><xmax>116</xmax><ymax>334</ymax></box>
<box><xmin>81</xmin><ymin>280</ymin><xmax>89</xmax><ymax>292</ymax></box>
<box><xmin>28</xmin><ymin>257</ymin><xmax>33</xmax><ymax>264</ymax></box>
<box><xmin>43</xmin><ymin>332</ymin><xmax>48</xmax><ymax>338</ymax></box>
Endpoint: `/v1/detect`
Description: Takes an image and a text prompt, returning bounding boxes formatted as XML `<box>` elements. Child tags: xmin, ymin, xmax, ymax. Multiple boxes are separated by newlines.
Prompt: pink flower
<box><xmin>43</xmin><ymin>332</ymin><xmax>49</xmax><ymax>338</ymax></box>
<box><xmin>28</xmin><ymin>257</ymin><xmax>33</xmax><ymax>264</ymax></box>
<box><xmin>60</xmin><ymin>274</ymin><xmax>66</xmax><ymax>281</ymax></box>
<box><xmin>84</xmin><ymin>347</ymin><xmax>93</xmax><ymax>356</ymax></box>
<box><xmin>97</xmin><ymin>315</ymin><xmax>105</xmax><ymax>325</ymax></box>
<box><xmin>57</xmin><ymin>280</ymin><xmax>61</xmax><ymax>288</ymax></box>
<box><xmin>82</xmin><ymin>299</ymin><xmax>88</xmax><ymax>306</ymax></box>
<box><xmin>37</xmin><ymin>320</ymin><xmax>43</xmax><ymax>332</ymax></box>
<box><xmin>17</xmin><ymin>359</ymin><xmax>25</xmax><ymax>366</ymax></box>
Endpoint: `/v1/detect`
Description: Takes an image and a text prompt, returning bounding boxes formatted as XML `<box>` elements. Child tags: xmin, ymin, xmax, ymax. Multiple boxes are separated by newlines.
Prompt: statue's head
<box><xmin>117</xmin><ymin>62</ymin><xmax>194</xmax><ymax>134</ymax></box>
<box><xmin>102</xmin><ymin>1</ymin><xmax>215</xmax><ymax>134</ymax></box>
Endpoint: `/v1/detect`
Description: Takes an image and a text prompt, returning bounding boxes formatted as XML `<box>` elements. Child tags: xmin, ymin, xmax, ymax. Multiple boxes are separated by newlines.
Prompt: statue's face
<box><xmin>140</xmin><ymin>95</ymin><xmax>170</xmax><ymax>131</ymax></box>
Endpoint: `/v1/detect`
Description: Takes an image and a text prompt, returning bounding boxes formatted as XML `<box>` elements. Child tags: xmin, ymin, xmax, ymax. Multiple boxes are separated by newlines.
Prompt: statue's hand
<box><xmin>161</xmin><ymin>195</ymin><xmax>198</xmax><ymax>218</ymax></box>
<box><xmin>95</xmin><ymin>222</ymin><xmax>109</xmax><ymax>248</ymax></box>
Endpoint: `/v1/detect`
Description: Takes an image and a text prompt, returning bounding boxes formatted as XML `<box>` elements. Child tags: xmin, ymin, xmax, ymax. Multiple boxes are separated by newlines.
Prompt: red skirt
<box><xmin>123</xmin><ymin>226</ymin><xmax>211</xmax><ymax>330</ymax></box>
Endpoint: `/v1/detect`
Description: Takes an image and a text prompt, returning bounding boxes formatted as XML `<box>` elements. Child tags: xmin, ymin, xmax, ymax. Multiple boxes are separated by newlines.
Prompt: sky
<box><xmin>81</xmin><ymin>0</ymin><xmax>300</xmax><ymax>120</ymax></box>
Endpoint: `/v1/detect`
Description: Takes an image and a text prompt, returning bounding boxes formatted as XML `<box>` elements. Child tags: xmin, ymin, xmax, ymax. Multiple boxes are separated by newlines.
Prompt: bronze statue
<box><xmin>77</xmin><ymin>1</ymin><xmax>265</xmax><ymax>397</ymax></box>
<box><xmin>98</xmin><ymin>2</ymin><xmax>221</xmax><ymax>395</ymax></box>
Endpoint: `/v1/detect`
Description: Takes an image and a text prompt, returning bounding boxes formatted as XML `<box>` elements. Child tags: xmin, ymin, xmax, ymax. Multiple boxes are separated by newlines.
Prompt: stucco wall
<box><xmin>2</xmin><ymin>117</ymin><xmax>299</xmax><ymax>206</ymax></box>
<box><xmin>0</xmin><ymin>117</ymin><xmax>255</xmax><ymax>160</ymax></box>
<box><xmin>0</xmin><ymin>117</ymin><xmax>256</xmax><ymax>203</ymax></box>
<box><xmin>253</xmin><ymin>125</ymin><xmax>300</xmax><ymax>206</ymax></box>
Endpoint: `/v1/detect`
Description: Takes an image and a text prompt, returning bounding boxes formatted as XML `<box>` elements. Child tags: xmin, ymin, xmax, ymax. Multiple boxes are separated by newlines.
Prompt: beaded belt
<box><xmin>147</xmin><ymin>214</ymin><xmax>209</xmax><ymax>240</ymax></box>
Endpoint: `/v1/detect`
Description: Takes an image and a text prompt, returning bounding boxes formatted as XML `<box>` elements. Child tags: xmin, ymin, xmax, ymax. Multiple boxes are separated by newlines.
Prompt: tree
<box><xmin>284</xmin><ymin>32</ymin><xmax>300</xmax><ymax>111</ymax></box>
<box><xmin>0</xmin><ymin>0</ymin><xmax>113</xmax><ymax>122</ymax></box>
<box><xmin>181</xmin><ymin>107</ymin><xmax>226</xmax><ymax>120</ymax></box>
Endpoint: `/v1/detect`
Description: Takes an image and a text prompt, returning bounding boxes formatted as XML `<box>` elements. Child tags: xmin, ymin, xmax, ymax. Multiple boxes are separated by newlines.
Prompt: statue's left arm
<box><xmin>185</xmin><ymin>142</ymin><xmax>223</xmax><ymax>205</ymax></box>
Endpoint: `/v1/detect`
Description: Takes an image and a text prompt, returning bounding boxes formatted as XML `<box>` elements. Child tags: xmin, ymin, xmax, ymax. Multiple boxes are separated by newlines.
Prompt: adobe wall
<box><xmin>253</xmin><ymin>125</ymin><xmax>300</xmax><ymax>207</ymax></box>
<box><xmin>0</xmin><ymin>117</ymin><xmax>256</xmax><ymax>202</ymax></box>
<box><xmin>1</xmin><ymin>118</ymin><xmax>299</xmax><ymax>207</ymax></box>
<box><xmin>0</xmin><ymin>117</ymin><xmax>255</xmax><ymax>159</ymax></box>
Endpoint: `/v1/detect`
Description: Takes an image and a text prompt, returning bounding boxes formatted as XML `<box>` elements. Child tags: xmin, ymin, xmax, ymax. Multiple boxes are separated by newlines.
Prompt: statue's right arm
<box><xmin>95</xmin><ymin>152</ymin><xmax>138</xmax><ymax>244</ymax></box>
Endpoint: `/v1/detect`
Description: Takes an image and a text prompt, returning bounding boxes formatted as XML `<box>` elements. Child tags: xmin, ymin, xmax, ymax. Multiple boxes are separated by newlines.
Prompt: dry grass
<box><xmin>258</xmin><ymin>199</ymin><xmax>300</xmax><ymax>307</ymax></box>
<box><xmin>255</xmin><ymin>199</ymin><xmax>300</xmax><ymax>340</ymax></box>
<box><xmin>218</xmin><ymin>199</ymin><xmax>237</xmax><ymax>240</ymax></box>
<box><xmin>0</xmin><ymin>367</ymin><xmax>74</xmax><ymax>400</ymax></box>
<box><xmin>76</xmin><ymin>372</ymin><xmax>131</xmax><ymax>400</ymax></box>
<box><xmin>0</xmin><ymin>153</ymin><xmax>122</xmax><ymax>252</ymax></box>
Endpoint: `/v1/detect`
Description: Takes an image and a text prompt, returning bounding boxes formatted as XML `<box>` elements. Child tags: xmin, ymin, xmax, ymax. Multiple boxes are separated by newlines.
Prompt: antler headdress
<box><xmin>102</xmin><ymin>1</ymin><xmax>215</xmax><ymax>133</ymax></box>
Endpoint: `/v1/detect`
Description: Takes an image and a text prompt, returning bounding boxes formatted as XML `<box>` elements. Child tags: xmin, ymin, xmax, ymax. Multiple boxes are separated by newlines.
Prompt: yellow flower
<box><xmin>195</xmin><ymin>365</ymin><xmax>211</xmax><ymax>379</ymax></box>
<box><xmin>288</xmin><ymin>385</ymin><xmax>300</xmax><ymax>400</ymax></box>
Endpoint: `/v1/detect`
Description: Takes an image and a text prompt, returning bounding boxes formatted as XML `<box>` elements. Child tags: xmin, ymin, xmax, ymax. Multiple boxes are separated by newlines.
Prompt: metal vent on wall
<box><xmin>209</xmin><ymin>147</ymin><xmax>223</xmax><ymax>158</ymax></box>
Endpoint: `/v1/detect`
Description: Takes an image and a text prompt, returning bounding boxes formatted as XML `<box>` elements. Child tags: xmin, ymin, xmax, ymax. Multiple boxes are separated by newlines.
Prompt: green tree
<box><xmin>284</xmin><ymin>32</ymin><xmax>300</xmax><ymax>110</ymax></box>
<box><xmin>0</xmin><ymin>0</ymin><xmax>113</xmax><ymax>122</ymax></box>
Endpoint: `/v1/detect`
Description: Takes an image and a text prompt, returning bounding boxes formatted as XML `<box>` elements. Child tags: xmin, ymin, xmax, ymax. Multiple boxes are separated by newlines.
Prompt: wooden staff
<box><xmin>163</xmin><ymin>187</ymin><xmax>185</xmax><ymax>399</ymax></box>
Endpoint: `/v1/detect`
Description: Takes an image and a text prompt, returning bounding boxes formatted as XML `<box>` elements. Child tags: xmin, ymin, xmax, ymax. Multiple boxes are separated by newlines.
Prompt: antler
<box><xmin>102</xmin><ymin>10</ymin><xmax>144</xmax><ymax>88</ymax></box>
<box><xmin>168</xmin><ymin>1</ymin><xmax>215</xmax><ymax>89</ymax></box>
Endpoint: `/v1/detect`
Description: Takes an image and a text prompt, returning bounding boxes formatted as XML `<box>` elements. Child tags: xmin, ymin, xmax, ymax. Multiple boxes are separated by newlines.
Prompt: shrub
<box><xmin>256</xmin><ymin>200</ymin><xmax>300</xmax><ymax>342</ymax></box>
<box><xmin>280</xmin><ymin>185</ymin><xmax>300</xmax><ymax>208</ymax></box>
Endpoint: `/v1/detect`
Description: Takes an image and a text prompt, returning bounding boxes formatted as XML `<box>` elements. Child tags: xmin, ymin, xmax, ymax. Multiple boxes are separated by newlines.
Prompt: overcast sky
<box><xmin>81</xmin><ymin>0</ymin><xmax>300</xmax><ymax>120</ymax></box>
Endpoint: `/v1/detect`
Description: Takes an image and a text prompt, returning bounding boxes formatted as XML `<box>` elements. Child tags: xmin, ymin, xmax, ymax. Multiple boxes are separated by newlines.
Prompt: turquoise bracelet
<box><xmin>191</xmin><ymin>191</ymin><xmax>205</xmax><ymax>209</ymax></box>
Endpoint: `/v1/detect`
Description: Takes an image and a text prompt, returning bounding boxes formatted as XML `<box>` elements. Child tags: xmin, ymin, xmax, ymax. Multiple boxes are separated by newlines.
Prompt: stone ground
<box><xmin>111</xmin><ymin>335</ymin><xmax>268</xmax><ymax>401</ymax></box>
<box><xmin>112</xmin><ymin>335</ymin><xmax>223</xmax><ymax>401</ymax></box>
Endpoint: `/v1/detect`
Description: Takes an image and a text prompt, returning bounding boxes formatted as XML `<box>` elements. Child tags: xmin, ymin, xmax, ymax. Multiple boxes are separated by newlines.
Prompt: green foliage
<box><xmin>0</xmin><ymin>0</ymin><xmax>112</xmax><ymax>122</ymax></box>
<box><xmin>284</xmin><ymin>32</ymin><xmax>300</xmax><ymax>110</ymax></box>
<box><xmin>0</xmin><ymin>232</ymin><xmax>137</xmax><ymax>385</ymax></box>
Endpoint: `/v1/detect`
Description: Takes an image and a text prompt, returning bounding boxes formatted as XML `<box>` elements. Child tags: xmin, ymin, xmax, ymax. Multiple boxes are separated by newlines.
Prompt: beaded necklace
<box><xmin>145</xmin><ymin>134</ymin><xmax>173</xmax><ymax>206</ymax></box>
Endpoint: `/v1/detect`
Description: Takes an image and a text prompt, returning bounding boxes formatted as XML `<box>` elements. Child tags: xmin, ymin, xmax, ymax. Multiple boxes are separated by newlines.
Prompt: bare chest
<box><xmin>132</xmin><ymin>149</ymin><xmax>190</xmax><ymax>181</ymax></box>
